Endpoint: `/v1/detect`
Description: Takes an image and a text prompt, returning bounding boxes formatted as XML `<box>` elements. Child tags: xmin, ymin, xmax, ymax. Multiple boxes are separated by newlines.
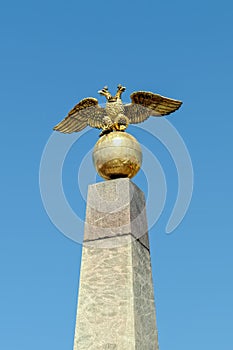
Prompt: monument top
<box><xmin>53</xmin><ymin>84</ymin><xmax>182</xmax><ymax>137</ymax></box>
<box><xmin>53</xmin><ymin>85</ymin><xmax>182</xmax><ymax>179</ymax></box>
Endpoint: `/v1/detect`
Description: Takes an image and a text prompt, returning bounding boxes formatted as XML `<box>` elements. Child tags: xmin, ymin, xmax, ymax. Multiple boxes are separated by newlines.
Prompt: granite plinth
<box><xmin>73</xmin><ymin>178</ymin><xmax>159</xmax><ymax>350</ymax></box>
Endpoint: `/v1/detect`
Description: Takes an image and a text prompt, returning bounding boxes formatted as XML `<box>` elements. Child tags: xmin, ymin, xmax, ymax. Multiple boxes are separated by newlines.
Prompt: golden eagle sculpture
<box><xmin>53</xmin><ymin>85</ymin><xmax>182</xmax><ymax>136</ymax></box>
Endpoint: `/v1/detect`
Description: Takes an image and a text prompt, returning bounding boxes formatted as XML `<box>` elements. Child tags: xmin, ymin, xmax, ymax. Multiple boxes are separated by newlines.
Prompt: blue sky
<box><xmin>1</xmin><ymin>0</ymin><xmax>233</xmax><ymax>349</ymax></box>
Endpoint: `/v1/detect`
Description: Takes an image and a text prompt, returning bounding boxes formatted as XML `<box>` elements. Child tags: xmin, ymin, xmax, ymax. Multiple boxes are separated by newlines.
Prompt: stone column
<box><xmin>73</xmin><ymin>178</ymin><xmax>159</xmax><ymax>350</ymax></box>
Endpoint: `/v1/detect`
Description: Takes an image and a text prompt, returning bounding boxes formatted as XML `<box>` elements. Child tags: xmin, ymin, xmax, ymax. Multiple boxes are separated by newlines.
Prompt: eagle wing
<box><xmin>124</xmin><ymin>91</ymin><xmax>182</xmax><ymax>124</ymax></box>
<box><xmin>53</xmin><ymin>98</ymin><xmax>106</xmax><ymax>133</ymax></box>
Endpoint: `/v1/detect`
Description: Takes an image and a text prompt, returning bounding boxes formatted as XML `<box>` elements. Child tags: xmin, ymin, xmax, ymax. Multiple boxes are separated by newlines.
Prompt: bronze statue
<box><xmin>53</xmin><ymin>85</ymin><xmax>182</xmax><ymax>137</ymax></box>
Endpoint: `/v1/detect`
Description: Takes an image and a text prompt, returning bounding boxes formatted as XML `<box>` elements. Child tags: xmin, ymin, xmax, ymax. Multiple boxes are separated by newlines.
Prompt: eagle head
<box><xmin>98</xmin><ymin>84</ymin><xmax>126</xmax><ymax>102</ymax></box>
<box><xmin>98</xmin><ymin>86</ymin><xmax>113</xmax><ymax>101</ymax></box>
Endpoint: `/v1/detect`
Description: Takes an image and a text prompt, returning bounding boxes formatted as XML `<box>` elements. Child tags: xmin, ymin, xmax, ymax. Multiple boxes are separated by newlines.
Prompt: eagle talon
<box><xmin>99</xmin><ymin>128</ymin><xmax>113</xmax><ymax>137</ymax></box>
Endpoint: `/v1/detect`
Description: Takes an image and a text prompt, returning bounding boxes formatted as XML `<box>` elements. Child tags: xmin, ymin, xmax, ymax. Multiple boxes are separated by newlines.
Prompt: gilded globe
<box><xmin>92</xmin><ymin>131</ymin><xmax>142</xmax><ymax>180</ymax></box>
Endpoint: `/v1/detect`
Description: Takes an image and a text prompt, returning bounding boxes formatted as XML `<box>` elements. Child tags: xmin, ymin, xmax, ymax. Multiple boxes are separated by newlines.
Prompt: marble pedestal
<box><xmin>73</xmin><ymin>178</ymin><xmax>159</xmax><ymax>350</ymax></box>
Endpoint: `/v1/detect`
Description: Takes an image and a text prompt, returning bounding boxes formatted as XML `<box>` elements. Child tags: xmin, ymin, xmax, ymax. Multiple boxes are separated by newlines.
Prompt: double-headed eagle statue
<box><xmin>53</xmin><ymin>85</ymin><xmax>182</xmax><ymax>136</ymax></box>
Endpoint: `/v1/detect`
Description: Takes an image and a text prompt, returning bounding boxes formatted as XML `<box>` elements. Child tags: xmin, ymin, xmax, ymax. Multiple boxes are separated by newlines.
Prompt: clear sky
<box><xmin>1</xmin><ymin>0</ymin><xmax>232</xmax><ymax>349</ymax></box>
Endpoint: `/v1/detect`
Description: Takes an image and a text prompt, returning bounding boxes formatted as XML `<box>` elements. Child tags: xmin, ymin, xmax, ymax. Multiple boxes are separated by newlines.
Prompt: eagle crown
<box><xmin>98</xmin><ymin>84</ymin><xmax>126</xmax><ymax>102</ymax></box>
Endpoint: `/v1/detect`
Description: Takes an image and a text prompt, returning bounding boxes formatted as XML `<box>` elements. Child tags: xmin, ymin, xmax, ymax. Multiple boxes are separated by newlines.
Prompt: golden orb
<box><xmin>92</xmin><ymin>131</ymin><xmax>142</xmax><ymax>180</ymax></box>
